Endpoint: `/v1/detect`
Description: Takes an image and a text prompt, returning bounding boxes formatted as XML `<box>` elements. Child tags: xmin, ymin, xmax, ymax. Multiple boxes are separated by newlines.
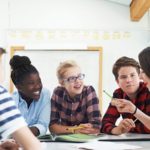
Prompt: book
<box><xmin>38</xmin><ymin>133</ymin><xmax>102</xmax><ymax>143</ymax></box>
<box><xmin>38</xmin><ymin>133</ymin><xmax>150</xmax><ymax>142</ymax></box>
<box><xmin>38</xmin><ymin>134</ymin><xmax>54</xmax><ymax>142</ymax></box>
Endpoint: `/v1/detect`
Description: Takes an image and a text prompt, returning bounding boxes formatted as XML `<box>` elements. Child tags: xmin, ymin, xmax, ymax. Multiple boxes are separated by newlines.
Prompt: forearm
<box><xmin>134</xmin><ymin>108</ymin><xmax>150</xmax><ymax>130</ymax></box>
<box><xmin>12</xmin><ymin>126</ymin><xmax>42</xmax><ymax>150</ymax></box>
<box><xmin>49</xmin><ymin>124</ymin><xmax>74</xmax><ymax>134</ymax></box>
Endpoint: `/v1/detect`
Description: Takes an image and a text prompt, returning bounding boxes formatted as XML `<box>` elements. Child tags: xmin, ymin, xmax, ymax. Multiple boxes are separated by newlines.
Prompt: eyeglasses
<box><xmin>63</xmin><ymin>73</ymin><xmax>85</xmax><ymax>83</ymax></box>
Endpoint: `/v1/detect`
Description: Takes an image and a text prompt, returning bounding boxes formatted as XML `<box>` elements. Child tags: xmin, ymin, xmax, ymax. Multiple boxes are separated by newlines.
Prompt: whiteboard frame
<box><xmin>10</xmin><ymin>46</ymin><xmax>103</xmax><ymax>110</ymax></box>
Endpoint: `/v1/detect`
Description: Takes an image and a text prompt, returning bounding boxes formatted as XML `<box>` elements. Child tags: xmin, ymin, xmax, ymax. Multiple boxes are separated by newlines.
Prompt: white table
<box><xmin>43</xmin><ymin>141</ymin><xmax>150</xmax><ymax>150</ymax></box>
<box><xmin>42</xmin><ymin>133</ymin><xmax>150</xmax><ymax>150</ymax></box>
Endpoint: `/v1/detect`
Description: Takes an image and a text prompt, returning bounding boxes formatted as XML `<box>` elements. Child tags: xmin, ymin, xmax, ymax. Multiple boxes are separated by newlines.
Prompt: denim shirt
<box><xmin>12</xmin><ymin>88</ymin><xmax>51</xmax><ymax>136</ymax></box>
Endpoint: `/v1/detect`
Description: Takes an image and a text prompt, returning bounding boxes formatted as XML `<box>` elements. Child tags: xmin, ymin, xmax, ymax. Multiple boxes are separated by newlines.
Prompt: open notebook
<box><xmin>38</xmin><ymin>133</ymin><xmax>102</xmax><ymax>142</ymax></box>
<box><xmin>38</xmin><ymin>134</ymin><xmax>53</xmax><ymax>142</ymax></box>
<box><xmin>38</xmin><ymin>133</ymin><xmax>150</xmax><ymax>142</ymax></box>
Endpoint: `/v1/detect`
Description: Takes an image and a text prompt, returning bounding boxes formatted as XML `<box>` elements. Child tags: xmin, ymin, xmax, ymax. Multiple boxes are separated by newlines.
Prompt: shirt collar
<box><xmin>63</xmin><ymin>88</ymin><xmax>82</xmax><ymax>103</ymax></box>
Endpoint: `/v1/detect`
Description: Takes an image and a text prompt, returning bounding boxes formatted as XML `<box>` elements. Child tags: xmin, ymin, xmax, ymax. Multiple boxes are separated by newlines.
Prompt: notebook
<box><xmin>38</xmin><ymin>133</ymin><xmax>102</xmax><ymax>142</ymax></box>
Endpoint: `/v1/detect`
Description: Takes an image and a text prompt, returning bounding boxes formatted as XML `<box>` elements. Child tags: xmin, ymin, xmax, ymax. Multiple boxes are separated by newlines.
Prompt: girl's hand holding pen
<box><xmin>67</xmin><ymin>124</ymin><xmax>85</xmax><ymax>133</ymax></box>
<box><xmin>67</xmin><ymin>123</ymin><xmax>100</xmax><ymax>135</ymax></box>
<box><xmin>77</xmin><ymin>123</ymin><xmax>100</xmax><ymax>135</ymax></box>
<box><xmin>67</xmin><ymin>123</ymin><xmax>92</xmax><ymax>133</ymax></box>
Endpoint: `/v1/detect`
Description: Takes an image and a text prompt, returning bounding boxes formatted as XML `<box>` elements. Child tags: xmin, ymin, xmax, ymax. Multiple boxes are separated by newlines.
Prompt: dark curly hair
<box><xmin>10</xmin><ymin>55</ymin><xmax>39</xmax><ymax>85</ymax></box>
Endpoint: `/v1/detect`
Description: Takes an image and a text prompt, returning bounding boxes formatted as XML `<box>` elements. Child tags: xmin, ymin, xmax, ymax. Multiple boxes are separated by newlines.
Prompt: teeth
<box><xmin>34</xmin><ymin>91</ymin><xmax>40</xmax><ymax>95</ymax></box>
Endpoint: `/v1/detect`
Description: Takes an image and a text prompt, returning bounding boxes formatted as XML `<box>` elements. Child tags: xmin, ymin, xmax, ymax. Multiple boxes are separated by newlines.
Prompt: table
<box><xmin>43</xmin><ymin>141</ymin><xmax>150</xmax><ymax>150</ymax></box>
<box><xmin>41</xmin><ymin>133</ymin><xmax>150</xmax><ymax>150</ymax></box>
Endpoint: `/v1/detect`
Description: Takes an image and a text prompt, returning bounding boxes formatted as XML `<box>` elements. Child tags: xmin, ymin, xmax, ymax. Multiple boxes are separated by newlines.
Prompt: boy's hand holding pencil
<box><xmin>103</xmin><ymin>90</ymin><xmax>138</xmax><ymax>116</ymax></box>
<box><xmin>103</xmin><ymin>90</ymin><xmax>138</xmax><ymax>124</ymax></box>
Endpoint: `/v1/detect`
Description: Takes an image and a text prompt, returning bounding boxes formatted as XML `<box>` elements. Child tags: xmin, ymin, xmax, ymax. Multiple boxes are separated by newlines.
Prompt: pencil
<box><xmin>103</xmin><ymin>90</ymin><xmax>118</xmax><ymax>106</ymax></box>
<box><xmin>134</xmin><ymin>118</ymin><xmax>138</xmax><ymax>123</ymax></box>
<box><xmin>67</xmin><ymin>125</ymin><xmax>85</xmax><ymax>131</ymax></box>
<box><xmin>103</xmin><ymin>90</ymin><xmax>112</xmax><ymax>99</ymax></box>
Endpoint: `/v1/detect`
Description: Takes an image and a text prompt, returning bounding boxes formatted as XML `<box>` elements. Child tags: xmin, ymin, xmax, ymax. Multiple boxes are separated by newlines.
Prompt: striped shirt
<box><xmin>101</xmin><ymin>82</ymin><xmax>150</xmax><ymax>134</ymax></box>
<box><xmin>0</xmin><ymin>85</ymin><xmax>26</xmax><ymax>139</ymax></box>
<box><xmin>50</xmin><ymin>85</ymin><xmax>101</xmax><ymax>129</ymax></box>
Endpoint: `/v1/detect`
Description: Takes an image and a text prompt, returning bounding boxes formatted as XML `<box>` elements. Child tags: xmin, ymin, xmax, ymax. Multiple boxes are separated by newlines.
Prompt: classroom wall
<box><xmin>0</xmin><ymin>0</ymin><xmax>150</xmax><ymax>114</ymax></box>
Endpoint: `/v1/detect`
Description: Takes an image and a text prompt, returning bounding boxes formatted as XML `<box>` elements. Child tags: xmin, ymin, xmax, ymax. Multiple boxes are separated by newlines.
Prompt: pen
<box><xmin>103</xmin><ymin>90</ymin><xmax>112</xmax><ymax>99</ymax></box>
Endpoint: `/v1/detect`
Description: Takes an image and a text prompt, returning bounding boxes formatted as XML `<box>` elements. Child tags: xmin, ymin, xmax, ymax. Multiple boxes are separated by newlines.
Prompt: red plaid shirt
<box><xmin>50</xmin><ymin>85</ymin><xmax>101</xmax><ymax>129</ymax></box>
<box><xmin>101</xmin><ymin>82</ymin><xmax>150</xmax><ymax>134</ymax></box>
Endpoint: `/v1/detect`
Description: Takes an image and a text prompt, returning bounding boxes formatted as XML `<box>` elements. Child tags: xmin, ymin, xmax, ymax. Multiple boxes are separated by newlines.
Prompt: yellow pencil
<box><xmin>67</xmin><ymin>125</ymin><xmax>85</xmax><ymax>131</ymax></box>
<box><xmin>103</xmin><ymin>90</ymin><xmax>112</xmax><ymax>99</ymax></box>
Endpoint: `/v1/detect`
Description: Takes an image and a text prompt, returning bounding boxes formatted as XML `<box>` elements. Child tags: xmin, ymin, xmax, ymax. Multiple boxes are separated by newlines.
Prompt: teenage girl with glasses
<box><xmin>49</xmin><ymin>60</ymin><xmax>102</xmax><ymax>135</ymax></box>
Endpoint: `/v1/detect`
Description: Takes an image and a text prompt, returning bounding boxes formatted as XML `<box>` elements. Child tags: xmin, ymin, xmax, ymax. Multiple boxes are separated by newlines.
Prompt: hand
<box><xmin>0</xmin><ymin>139</ymin><xmax>19</xmax><ymax>150</ymax></box>
<box><xmin>118</xmin><ymin>118</ymin><xmax>135</xmax><ymax>134</ymax></box>
<box><xmin>74</xmin><ymin>123</ymin><xmax>100</xmax><ymax>135</ymax></box>
<box><xmin>111</xmin><ymin>98</ymin><xmax>120</xmax><ymax>106</ymax></box>
<box><xmin>111</xmin><ymin>99</ymin><xmax>136</xmax><ymax>114</ymax></box>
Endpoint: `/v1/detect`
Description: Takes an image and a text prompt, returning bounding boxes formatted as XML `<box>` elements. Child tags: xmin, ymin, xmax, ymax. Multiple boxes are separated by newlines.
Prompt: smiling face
<box><xmin>116</xmin><ymin>66</ymin><xmax>140</xmax><ymax>99</ymax></box>
<box><xmin>17</xmin><ymin>73</ymin><xmax>42</xmax><ymax>100</ymax></box>
<box><xmin>62</xmin><ymin>66</ymin><xmax>84</xmax><ymax>98</ymax></box>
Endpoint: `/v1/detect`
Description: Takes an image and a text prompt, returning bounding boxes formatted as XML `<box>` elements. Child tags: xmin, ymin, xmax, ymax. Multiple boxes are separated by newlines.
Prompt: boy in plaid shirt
<box><xmin>101</xmin><ymin>56</ymin><xmax>150</xmax><ymax>135</ymax></box>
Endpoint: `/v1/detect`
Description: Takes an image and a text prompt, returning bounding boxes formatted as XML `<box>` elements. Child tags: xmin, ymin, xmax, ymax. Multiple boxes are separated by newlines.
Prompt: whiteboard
<box><xmin>12</xmin><ymin>49</ymin><xmax>102</xmax><ymax>100</ymax></box>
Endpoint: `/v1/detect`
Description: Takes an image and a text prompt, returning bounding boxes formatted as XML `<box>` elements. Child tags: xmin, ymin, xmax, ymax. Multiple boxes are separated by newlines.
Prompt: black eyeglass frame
<box><xmin>63</xmin><ymin>73</ymin><xmax>85</xmax><ymax>83</ymax></box>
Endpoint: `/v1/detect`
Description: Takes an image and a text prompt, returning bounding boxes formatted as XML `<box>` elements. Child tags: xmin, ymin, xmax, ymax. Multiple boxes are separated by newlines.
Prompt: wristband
<box><xmin>132</xmin><ymin>107</ymin><xmax>137</xmax><ymax>115</ymax></box>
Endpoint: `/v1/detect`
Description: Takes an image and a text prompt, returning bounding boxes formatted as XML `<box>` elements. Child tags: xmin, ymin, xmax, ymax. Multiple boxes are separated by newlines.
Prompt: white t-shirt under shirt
<box><xmin>0</xmin><ymin>85</ymin><xmax>26</xmax><ymax>139</ymax></box>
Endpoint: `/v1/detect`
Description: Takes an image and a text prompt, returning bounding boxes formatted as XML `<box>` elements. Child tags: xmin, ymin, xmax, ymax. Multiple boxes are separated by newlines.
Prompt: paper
<box><xmin>74</xmin><ymin>141</ymin><xmax>142</xmax><ymax>150</ymax></box>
